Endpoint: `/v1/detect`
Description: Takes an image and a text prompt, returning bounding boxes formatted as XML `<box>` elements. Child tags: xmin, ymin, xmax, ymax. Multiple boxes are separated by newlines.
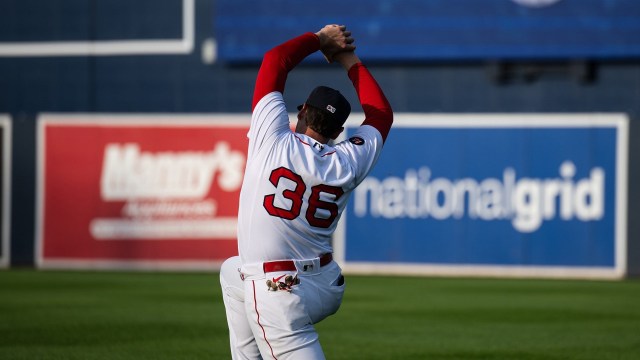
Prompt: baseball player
<box><xmin>220</xmin><ymin>24</ymin><xmax>393</xmax><ymax>359</ymax></box>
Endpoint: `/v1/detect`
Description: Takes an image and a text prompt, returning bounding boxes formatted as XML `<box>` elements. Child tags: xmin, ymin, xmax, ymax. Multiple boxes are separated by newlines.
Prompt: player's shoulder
<box><xmin>337</xmin><ymin>125</ymin><xmax>383</xmax><ymax>149</ymax></box>
<box><xmin>252</xmin><ymin>91</ymin><xmax>285</xmax><ymax>116</ymax></box>
<box><xmin>250</xmin><ymin>90</ymin><xmax>288</xmax><ymax>132</ymax></box>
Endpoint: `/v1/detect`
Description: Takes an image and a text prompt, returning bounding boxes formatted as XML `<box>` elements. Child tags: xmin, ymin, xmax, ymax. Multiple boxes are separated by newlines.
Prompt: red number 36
<box><xmin>263</xmin><ymin>167</ymin><xmax>344</xmax><ymax>228</ymax></box>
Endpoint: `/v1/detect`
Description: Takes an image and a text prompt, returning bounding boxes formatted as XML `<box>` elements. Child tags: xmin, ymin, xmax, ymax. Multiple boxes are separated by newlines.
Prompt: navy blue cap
<box><xmin>297</xmin><ymin>86</ymin><xmax>351</xmax><ymax>127</ymax></box>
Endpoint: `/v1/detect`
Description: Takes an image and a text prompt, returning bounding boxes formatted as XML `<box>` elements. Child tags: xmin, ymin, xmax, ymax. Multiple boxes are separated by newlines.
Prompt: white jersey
<box><xmin>237</xmin><ymin>91</ymin><xmax>384</xmax><ymax>264</ymax></box>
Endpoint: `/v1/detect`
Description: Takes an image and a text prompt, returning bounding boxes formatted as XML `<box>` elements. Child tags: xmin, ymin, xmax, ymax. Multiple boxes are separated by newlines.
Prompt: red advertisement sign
<box><xmin>36</xmin><ymin>115</ymin><xmax>250</xmax><ymax>270</ymax></box>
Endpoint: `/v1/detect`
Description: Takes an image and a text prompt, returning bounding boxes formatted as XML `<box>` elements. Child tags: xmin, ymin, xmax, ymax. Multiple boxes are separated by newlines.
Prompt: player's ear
<box><xmin>330</xmin><ymin>126</ymin><xmax>344</xmax><ymax>140</ymax></box>
<box><xmin>297</xmin><ymin>104</ymin><xmax>305</xmax><ymax>120</ymax></box>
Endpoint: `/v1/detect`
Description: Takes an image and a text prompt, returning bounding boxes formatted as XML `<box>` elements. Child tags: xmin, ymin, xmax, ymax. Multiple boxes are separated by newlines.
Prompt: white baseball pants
<box><xmin>220</xmin><ymin>255</ymin><xmax>345</xmax><ymax>360</ymax></box>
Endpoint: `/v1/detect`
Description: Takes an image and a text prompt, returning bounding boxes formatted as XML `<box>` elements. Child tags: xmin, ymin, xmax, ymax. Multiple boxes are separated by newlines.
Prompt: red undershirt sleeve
<box><xmin>252</xmin><ymin>32</ymin><xmax>321</xmax><ymax>111</ymax></box>
<box><xmin>347</xmin><ymin>63</ymin><xmax>394</xmax><ymax>142</ymax></box>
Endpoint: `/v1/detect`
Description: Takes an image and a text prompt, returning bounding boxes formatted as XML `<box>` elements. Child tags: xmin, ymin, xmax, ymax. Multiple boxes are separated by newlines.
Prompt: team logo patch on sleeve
<box><xmin>349</xmin><ymin>136</ymin><xmax>365</xmax><ymax>145</ymax></box>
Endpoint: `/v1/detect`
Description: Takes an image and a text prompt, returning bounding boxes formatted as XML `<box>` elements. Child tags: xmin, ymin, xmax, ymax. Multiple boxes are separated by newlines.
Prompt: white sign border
<box><xmin>335</xmin><ymin>113</ymin><xmax>629</xmax><ymax>280</ymax></box>
<box><xmin>0</xmin><ymin>116</ymin><xmax>11</xmax><ymax>268</ymax></box>
<box><xmin>35</xmin><ymin>113</ymin><xmax>250</xmax><ymax>271</ymax></box>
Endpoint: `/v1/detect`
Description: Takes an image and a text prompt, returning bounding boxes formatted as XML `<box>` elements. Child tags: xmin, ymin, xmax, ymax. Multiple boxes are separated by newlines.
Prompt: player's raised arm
<box><xmin>251</xmin><ymin>25</ymin><xmax>355</xmax><ymax>110</ymax></box>
<box><xmin>333</xmin><ymin>51</ymin><xmax>394</xmax><ymax>142</ymax></box>
<box><xmin>251</xmin><ymin>33</ymin><xmax>318</xmax><ymax>110</ymax></box>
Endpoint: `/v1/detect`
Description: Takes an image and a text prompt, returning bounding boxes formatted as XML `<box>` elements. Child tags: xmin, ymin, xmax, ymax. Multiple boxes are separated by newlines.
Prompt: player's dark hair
<box><xmin>304</xmin><ymin>105</ymin><xmax>342</xmax><ymax>138</ymax></box>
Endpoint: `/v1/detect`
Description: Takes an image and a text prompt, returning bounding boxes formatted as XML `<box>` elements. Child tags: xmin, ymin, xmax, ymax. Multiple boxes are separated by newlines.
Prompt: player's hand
<box><xmin>316</xmin><ymin>24</ymin><xmax>355</xmax><ymax>63</ymax></box>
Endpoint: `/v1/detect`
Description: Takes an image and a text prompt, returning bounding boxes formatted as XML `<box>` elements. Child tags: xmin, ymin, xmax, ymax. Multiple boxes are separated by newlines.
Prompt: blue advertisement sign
<box><xmin>336</xmin><ymin>114</ymin><xmax>628</xmax><ymax>279</ymax></box>
<box><xmin>215</xmin><ymin>0</ymin><xmax>640</xmax><ymax>62</ymax></box>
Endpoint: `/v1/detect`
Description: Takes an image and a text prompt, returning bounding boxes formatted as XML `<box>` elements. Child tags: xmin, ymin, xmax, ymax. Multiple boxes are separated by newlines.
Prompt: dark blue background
<box><xmin>0</xmin><ymin>0</ymin><xmax>182</xmax><ymax>42</ymax></box>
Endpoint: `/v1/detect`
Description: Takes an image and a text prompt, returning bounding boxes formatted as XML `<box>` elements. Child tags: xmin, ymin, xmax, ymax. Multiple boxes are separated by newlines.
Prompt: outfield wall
<box><xmin>1</xmin><ymin>0</ymin><xmax>639</xmax><ymax>278</ymax></box>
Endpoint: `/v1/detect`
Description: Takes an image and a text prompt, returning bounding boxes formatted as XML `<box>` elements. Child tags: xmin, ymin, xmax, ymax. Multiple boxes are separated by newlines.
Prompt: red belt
<box><xmin>263</xmin><ymin>253</ymin><xmax>333</xmax><ymax>273</ymax></box>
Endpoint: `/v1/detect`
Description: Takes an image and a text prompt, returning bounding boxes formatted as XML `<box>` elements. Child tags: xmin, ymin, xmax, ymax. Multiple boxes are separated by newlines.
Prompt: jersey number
<box><xmin>263</xmin><ymin>167</ymin><xmax>344</xmax><ymax>228</ymax></box>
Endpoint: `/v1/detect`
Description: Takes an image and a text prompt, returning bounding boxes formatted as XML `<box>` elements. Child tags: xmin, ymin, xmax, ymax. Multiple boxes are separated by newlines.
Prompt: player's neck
<box><xmin>303</xmin><ymin>128</ymin><xmax>330</xmax><ymax>144</ymax></box>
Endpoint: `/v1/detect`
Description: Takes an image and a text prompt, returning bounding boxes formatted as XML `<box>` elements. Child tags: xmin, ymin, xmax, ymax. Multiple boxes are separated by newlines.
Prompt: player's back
<box><xmin>237</xmin><ymin>127</ymin><xmax>356</xmax><ymax>264</ymax></box>
<box><xmin>238</xmin><ymin>91</ymin><xmax>383</xmax><ymax>264</ymax></box>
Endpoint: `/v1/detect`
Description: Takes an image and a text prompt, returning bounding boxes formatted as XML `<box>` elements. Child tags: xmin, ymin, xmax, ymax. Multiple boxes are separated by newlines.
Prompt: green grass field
<box><xmin>1</xmin><ymin>270</ymin><xmax>639</xmax><ymax>359</ymax></box>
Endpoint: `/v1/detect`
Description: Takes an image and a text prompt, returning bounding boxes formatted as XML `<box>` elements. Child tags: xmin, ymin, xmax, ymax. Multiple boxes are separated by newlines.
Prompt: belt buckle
<box><xmin>297</xmin><ymin>258</ymin><xmax>317</xmax><ymax>273</ymax></box>
<box><xmin>303</xmin><ymin>264</ymin><xmax>314</xmax><ymax>271</ymax></box>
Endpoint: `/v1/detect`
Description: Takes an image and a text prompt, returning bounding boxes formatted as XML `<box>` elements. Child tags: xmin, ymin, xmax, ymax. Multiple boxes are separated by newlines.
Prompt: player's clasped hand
<box><xmin>316</xmin><ymin>24</ymin><xmax>356</xmax><ymax>63</ymax></box>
